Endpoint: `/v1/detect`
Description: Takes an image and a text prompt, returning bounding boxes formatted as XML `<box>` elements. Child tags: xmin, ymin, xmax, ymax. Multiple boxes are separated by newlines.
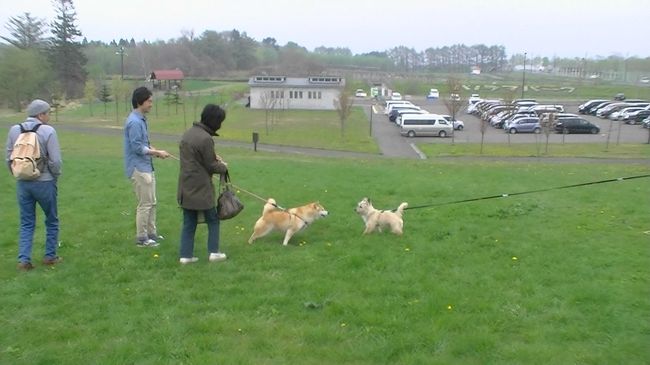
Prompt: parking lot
<box><xmin>364</xmin><ymin>97</ymin><xmax>650</xmax><ymax>145</ymax></box>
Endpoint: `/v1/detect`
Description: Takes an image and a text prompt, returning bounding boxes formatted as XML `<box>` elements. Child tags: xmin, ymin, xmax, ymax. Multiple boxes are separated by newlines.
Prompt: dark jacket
<box><xmin>177</xmin><ymin>123</ymin><xmax>228</xmax><ymax>210</ymax></box>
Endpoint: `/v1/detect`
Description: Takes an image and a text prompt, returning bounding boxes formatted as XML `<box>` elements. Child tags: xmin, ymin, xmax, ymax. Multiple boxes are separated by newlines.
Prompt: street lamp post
<box><xmin>521</xmin><ymin>52</ymin><xmax>527</xmax><ymax>98</ymax></box>
<box><xmin>115</xmin><ymin>46</ymin><xmax>126</xmax><ymax>80</ymax></box>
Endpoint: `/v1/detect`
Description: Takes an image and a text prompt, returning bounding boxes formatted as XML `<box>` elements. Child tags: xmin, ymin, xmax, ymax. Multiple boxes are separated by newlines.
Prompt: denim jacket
<box><xmin>123</xmin><ymin>110</ymin><xmax>154</xmax><ymax>178</ymax></box>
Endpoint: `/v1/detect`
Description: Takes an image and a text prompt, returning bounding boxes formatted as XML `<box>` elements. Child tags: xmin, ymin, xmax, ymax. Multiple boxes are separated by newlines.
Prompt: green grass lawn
<box><xmin>1</xmin><ymin>131</ymin><xmax>649</xmax><ymax>364</ymax></box>
<box><xmin>418</xmin><ymin>142</ymin><xmax>650</xmax><ymax>159</ymax></box>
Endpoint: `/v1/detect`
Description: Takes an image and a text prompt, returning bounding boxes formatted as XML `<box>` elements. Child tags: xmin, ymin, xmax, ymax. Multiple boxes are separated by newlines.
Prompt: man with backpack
<box><xmin>5</xmin><ymin>99</ymin><xmax>62</xmax><ymax>271</ymax></box>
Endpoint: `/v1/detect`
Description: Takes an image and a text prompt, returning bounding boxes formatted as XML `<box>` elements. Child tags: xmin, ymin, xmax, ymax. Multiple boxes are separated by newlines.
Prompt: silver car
<box><xmin>505</xmin><ymin>117</ymin><xmax>541</xmax><ymax>134</ymax></box>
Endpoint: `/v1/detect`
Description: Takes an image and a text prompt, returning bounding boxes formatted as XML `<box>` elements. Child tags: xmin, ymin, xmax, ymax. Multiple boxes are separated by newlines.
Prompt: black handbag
<box><xmin>217</xmin><ymin>172</ymin><xmax>244</xmax><ymax>220</ymax></box>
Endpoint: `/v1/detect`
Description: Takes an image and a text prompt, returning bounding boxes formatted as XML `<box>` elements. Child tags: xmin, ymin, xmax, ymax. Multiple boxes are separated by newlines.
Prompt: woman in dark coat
<box><xmin>177</xmin><ymin>104</ymin><xmax>228</xmax><ymax>264</ymax></box>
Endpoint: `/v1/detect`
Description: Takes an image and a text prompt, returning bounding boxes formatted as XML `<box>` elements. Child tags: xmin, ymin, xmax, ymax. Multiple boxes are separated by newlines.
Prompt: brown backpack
<box><xmin>10</xmin><ymin>123</ymin><xmax>42</xmax><ymax>180</ymax></box>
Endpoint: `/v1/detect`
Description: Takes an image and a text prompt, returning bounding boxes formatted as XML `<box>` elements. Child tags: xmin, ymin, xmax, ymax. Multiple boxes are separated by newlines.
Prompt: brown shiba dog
<box><xmin>354</xmin><ymin>197</ymin><xmax>408</xmax><ymax>235</ymax></box>
<box><xmin>248</xmin><ymin>198</ymin><xmax>329</xmax><ymax>246</ymax></box>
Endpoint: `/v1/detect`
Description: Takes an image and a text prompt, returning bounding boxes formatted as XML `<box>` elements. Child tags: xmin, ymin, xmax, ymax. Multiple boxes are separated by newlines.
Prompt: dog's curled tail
<box><xmin>396</xmin><ymin>202</ymin><xmax>408</xmax><ymax>216</ymax></box>
<box><xmin>263</xmin><ymin>198</ymin><xmax>278</xmax><ymax>214</ymax></box>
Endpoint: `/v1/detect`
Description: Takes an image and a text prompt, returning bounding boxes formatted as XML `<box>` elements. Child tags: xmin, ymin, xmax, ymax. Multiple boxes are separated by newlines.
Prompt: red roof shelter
<box><xmin>149</xmin><ymin>69</ymin><xmax>184</xmax><ymax>90</ymax></box>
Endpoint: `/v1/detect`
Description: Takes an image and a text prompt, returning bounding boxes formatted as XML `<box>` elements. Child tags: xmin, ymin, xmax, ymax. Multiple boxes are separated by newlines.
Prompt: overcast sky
<box><xmin>1</xmin><ymin>0</ymin><xmax>648</xmax><ymax>59</ymax></box>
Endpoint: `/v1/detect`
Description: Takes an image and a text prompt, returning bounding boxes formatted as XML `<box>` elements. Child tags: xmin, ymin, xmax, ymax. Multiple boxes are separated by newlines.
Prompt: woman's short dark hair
<box><xmin>200</xmin><ymin>104</ymin><xmax>226</xmax><ymax>132</ymax></box>
<box><xmin>132</xmin><ymin>87</ymin><xmax>153</xmax><ymax>108</ymax></box>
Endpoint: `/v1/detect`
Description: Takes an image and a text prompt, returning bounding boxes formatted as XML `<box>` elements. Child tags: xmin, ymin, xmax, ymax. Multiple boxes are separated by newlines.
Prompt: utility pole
<box><xmin>521</xmin><ymin>52</ymin><xmax>527</xmax><ymax>98</ymax></box>
<box><xmin>116</xmin><ymin>46</ymin><xmax>126</xmax><ymax>80</ymax></box>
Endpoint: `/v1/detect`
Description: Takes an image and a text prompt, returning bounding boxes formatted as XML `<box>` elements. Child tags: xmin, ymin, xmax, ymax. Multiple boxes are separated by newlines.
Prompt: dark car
<box><xmin>631</xmin><ymin>110</ymin><xmax>650</xmax><ymax>124</ymax></box>
<box><xmin>614</xmin><ymin>93</ymin><xmax>626</xmax><ymax>101</ymax></box>
<box><xmin>578</xmin><ymin>99</ymin><xmax>608</xmax><ymax>114</ymax></box>
<box><xmin>554</xmin><ymin>118</ymin><xmax>600</xmax><ymax>134</ymax></box>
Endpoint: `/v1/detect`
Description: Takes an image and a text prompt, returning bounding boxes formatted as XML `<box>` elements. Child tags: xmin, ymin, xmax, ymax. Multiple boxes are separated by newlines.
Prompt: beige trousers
<box><xmin>131</xmin><ymin>169</ymin><xmax>157</xmax><ymax>240</ymax></box>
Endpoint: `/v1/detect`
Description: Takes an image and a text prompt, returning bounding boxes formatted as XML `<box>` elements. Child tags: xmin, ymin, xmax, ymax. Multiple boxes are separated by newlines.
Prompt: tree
<box><xmin>259</xmin><ymin>91</ymin><xmax>277</xmax><ymax>135</ymax></box>
<box><xmin>1</xmin><ymin>12</ymin><xmax>47</xmax><ymax>49</ymax></box>
<box><xmin>540</xmin><ymin>112</ymin><xmax>555</xmax><ymax>154</ymax></box>
<box><xmin>99</xmin><ymin>83</ymin><xmax>111</xmax><ymax>116</ymax></box>
<box><xmin>334</xmin><ymin>89</ymin><xmax>353</xmax><ymax>137</ymax></box>
<box><xmin>83</xmin><ymin>79</ymin><xmax>97</xmax><ymax>116</ymax></box>
<box><xmin>443</xmin><ymin>77</ymin><xmax>464</xmax><ymax>144</ymax></box>
<box><xmin>0</xmin><ymin>48</ymin><xmax>51</xmax><ymax>110</ymax></box>
<box><xmin>49</xmin><ymin>0</ymin><xmax>87</xmax><ymax>98</ymax></box>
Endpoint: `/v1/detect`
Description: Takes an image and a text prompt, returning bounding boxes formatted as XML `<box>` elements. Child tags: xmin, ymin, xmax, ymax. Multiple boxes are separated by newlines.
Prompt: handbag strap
<box><xmin>219</xmin><ymin>171</ymin><xmax>231</xmax><ymax>191</ymax></box>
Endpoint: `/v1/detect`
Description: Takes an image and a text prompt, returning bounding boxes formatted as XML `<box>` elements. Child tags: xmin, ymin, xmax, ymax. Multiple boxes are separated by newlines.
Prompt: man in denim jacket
<box><xmin>123</xmin><ymin>87</ymin><xmax>170</xmax><ymax>247</ymax></box>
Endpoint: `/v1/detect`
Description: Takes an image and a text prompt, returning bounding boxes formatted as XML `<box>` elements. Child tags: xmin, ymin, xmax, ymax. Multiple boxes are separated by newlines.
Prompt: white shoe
<box><xmin>209</xmin><ymin>252</ymin><xmax>227</xmax><ymax>262</ymax></box>
<box><xmin>179</xmin><ymin>257</ymin><xmax>199</xmax><ymax>264</ymax></box>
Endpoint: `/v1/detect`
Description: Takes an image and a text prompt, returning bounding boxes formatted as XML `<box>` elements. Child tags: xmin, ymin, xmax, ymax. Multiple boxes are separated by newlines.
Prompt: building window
<box><xmin>298</xmin><ymin>91</ymin><xmax>303</xmax><ymax>99</ymax></box>
<box><xmin>271</xmin><ymin>90</ymin><xmax>275</xmax><ymax>98</ymax></box>
<box><xmin>317</xmin><ymin>91</ymin><xmax>322</xmax><ymax>99</ymax></box>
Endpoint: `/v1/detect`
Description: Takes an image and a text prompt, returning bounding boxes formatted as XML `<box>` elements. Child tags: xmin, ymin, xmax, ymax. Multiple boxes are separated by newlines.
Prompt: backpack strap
<box><xmin>18</xmin><ymin>123</ymin><xmax>42</xmax><ymax>133</ymax></box>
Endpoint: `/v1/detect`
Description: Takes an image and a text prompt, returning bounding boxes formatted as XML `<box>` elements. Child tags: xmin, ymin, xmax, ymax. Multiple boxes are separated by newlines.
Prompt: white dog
<box><xmin>354</xmin><ymin>197</ymin><xmax>408</xmax><ymax>235</ymax></box>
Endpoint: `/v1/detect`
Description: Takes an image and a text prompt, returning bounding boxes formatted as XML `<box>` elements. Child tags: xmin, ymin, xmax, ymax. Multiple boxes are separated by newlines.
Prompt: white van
<box><xmin>399</xmin><ymin>114</ymin><xmax>453</xmax><ymax>137</ymax></box>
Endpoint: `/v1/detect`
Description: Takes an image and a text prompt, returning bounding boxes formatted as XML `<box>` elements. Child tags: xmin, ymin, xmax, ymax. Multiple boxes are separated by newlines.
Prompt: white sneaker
<box><xmin>209</xmin><ymin>252</ymin><xmax>227</xmax><ymax>262</ymax></box>
<box><xmin>179</xmin><ymin>257</ymin><xmax>199</xmax><ymax>264</ymax></box>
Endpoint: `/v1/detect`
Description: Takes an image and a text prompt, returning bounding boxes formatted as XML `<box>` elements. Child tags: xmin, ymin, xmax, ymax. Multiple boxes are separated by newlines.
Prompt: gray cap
<box><xmin>26</xmin><ymin>99</ymin><xmax>50</xmax><ymax>117</ymax></box>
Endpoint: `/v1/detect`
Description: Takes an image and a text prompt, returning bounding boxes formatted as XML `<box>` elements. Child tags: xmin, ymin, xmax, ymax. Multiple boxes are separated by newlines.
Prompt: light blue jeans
<box><xmin>179</xmin><ymin>207</ymin><xmax>220</xmax><ymax>258</ymax></box>
<box><xmin>17</xmin><ymin>180</ymin><xmax>59</xmax><ymax>263</ymax></box>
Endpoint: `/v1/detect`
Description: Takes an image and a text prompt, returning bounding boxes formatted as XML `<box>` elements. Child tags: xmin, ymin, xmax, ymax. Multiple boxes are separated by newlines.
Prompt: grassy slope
<box><xmin>1</xmin><ymin>131</ymin><xmax>649</xmax><ymax>364</ymax></box>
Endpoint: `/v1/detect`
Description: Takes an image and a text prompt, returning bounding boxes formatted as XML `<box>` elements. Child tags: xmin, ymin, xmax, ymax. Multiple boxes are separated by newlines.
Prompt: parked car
<box><xmin>554</xmin><ymin>118</ymin><xmax>600</xmax><ymax>134</ymax></box>
<box><xmin>611</xmin><ymin>107</ymin><xmax>647</xmax><ymax>121</ymax></box>
<box><xmin>629</xmin><ymin>109</ymin><xmax>650</xmax><ymax>124</ymax></box>
<box><xmin>642</xmin><ymin>116</ymin><xmax>650</xmax><ymax>128</ymax></box>
<box><xmin>400</xmin><ymin>114</ymin><xmax>453</xmax><ymax>137</ymax></box>
<box><xmin>389</xmin><ymin>108</ymin><xmax>426</xmax><ymax>123</ymax></box>
<box><xmin>450</xmin><ymin>93</ymin><xmax>460</xmax><ymax>101</ymax></box>
<box><xmin>394</xmin><ymin>109</ymin><xmax>428</xmax><ymax>125</ymax></box>
<box><xmin>385</xmin><ymin>104</ymin><xmax>420</xmax><ymax>117</ymax></box>
<box><xmin>578</xmin><ymin>99</ymin><xmax>609</xmax><ymax>114</ymax></box>
<box><xmin>505</xmin><ymin>117</ymin><xmax>541</xmax><ymax>134</ymax></box>
<box><xmin>426</xmin><ymin>88</ymin><xmax>439</xmax><ymax>99</ymax></box>
<box><xmin>439</xmin><ymin>114</ymin><xmax>465</xmax><ymax>130</ymax></box>
<box><xmin>614</xmin><ymin>93</ymin><xmax>626</xmax><ymax>101</ymax></box>
<box><xmin>354</xmin><ymin>89</ymin><xmax>367</xmax><ymax>97</ymax></box>
<box><xmin>391</xmin><ymin>92</ymin><xmax>403</xmax><ymax>101</ymax></box>
<box><xmin>384</xmin><ymin>100</ymin><xmax>413</xmax><ymax>114</ymax></box>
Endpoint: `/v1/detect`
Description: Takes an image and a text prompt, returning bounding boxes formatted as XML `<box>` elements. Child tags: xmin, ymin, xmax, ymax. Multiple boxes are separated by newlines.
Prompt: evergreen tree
<box><xmin>49</xmin><ymin>0</ymin><xmax>87</xmax><ymax>98</ymax></box>
<box><xmin>1</xmin><ymin>12</ymin><xmax>47</xmax><ymax>49</ymax></box>
<box><xmin>99</xmin><ymin>83</ymin><xmax>111</xmax><ymax>116</ymax></box>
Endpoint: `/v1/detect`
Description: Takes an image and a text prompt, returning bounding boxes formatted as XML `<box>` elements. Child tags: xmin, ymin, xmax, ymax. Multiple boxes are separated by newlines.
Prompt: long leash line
<box><xmin>169</xmin><ymin>153</ymin><xmax>648</xmax><ymax>213</ymax></box>
<box><xmin>404</xmin><ymin>174</ymin><xmax>650</xmax><ymax>211</ymax></box>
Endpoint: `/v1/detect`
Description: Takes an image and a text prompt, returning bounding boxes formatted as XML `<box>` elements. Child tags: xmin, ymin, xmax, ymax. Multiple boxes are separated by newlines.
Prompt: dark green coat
<box><xmin>177</xmin><ymin>123</ymin><xmax>228</xmax><ymax>210</ymax></box>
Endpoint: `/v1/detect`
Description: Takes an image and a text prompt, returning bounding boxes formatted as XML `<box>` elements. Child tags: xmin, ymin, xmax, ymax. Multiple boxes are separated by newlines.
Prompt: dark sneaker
<box><xmin>17</xmin><ymin>262</ymin><xmax>35</xmax><ymax>271</ymax></box>
<box><xmin>43</xmin><ymin>256</ymin><xmax>63</xmax><ymax>265</ymax></box>
<box><xmin>136</xmin><ymin>239</ymin><xmax>159</xmax><ymax>248</ymax></box>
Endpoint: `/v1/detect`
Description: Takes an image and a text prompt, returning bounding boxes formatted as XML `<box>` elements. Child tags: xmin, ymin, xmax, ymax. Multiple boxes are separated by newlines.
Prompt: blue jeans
<box><xmin>179</xmin><ymin>207</ymin><xmax>220</xmax><ymax>258</ymax></box>
<box><xmin>17</xmin><ymin>180</ymin><xmax>59</xmax><ymax>263</ymax></box>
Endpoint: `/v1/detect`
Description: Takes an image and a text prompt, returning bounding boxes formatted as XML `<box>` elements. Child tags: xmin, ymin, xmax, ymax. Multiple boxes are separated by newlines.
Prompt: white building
<box><xmin>248</xmin><ymin>75</ymin><xmax>346</xmax><ymax>110</ymax></box>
